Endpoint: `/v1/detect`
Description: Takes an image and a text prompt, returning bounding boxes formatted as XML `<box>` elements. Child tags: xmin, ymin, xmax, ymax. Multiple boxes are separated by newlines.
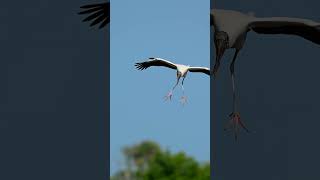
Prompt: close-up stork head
<box><xmin>135</xmin><ymin>57</ymin><xmax>210</xmax><ymax>105</ymax></box>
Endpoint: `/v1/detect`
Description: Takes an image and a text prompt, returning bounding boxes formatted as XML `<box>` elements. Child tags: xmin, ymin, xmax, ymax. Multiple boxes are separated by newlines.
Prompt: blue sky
<box><xmin>110</xmin><ymin>0</ymin><xmax>210</xmax><ymax>174</ymax></box>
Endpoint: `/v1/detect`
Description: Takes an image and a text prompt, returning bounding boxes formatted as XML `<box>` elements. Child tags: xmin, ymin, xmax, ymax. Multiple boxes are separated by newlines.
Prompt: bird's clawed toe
<box><xmin>180</xmin><ymin>96</ymin><xmax>188</xmax><ymax>105</ymax></box>
<box><xmin>164</xmin><ymin>91</ymin><xmax>173</xmax><ymax>101</ymax></box>
<box><xmin>224</xmin><ymin>112</ymin><xmax>249</xmax><ymax>140</ymax></box>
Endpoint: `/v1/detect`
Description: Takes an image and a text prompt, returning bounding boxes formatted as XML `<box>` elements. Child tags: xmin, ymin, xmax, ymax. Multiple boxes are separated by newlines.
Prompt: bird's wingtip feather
<box><xmin>80</xmin><ymin>3</ymin><xmax>105</xmax><ymax>9</ymax></box>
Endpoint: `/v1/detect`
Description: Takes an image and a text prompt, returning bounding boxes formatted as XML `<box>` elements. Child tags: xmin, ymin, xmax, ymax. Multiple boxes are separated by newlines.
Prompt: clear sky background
<box><xmin>110</xmin><ymin>0</ymin><xmax>210</xmax><ymax>174</ymax></box>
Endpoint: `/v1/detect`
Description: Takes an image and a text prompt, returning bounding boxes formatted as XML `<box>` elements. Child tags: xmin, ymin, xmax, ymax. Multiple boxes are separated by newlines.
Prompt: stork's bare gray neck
<box><xmin>214</xmin><ymin>31</ymin><xmax>230</xmax><ymax>49</ymax></box>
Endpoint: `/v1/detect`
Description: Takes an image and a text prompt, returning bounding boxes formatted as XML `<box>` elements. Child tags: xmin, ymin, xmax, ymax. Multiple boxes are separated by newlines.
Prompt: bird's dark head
<box><xmin>176</xmin><ymin>71</ymin><xmax>182</xmax><ymax>78</ymax></box>
<box><xmin>213</xmin><ymin>31</ymin><xmax>229</xmax><ymax>76</ymax></box>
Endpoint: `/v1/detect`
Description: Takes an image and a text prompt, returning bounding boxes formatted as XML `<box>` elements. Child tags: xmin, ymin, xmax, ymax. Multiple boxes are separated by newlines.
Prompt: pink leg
<box><xmin>224</xmin><ymin>50</ymin><xmax>250</xmax><ymax>140</ymax></box>
<box><xmin>180</xmin><ymin>77</ymin><xmax>188</xmax><ymax>105</ymax></box>
<box><xmin>224</xmin><ymin>112</ymin><xmax>250</xmax><ymax>140</ymax></box>
<box><xmin>164</xmin><ymin>77</ymin><xmax>180</xmax><ymax>101</ymax></box>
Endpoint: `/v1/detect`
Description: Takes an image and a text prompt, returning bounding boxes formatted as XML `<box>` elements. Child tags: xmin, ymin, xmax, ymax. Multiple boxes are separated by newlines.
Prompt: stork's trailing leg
<box><xmin>180</xmin><ymin>77</ymin><xmax>187</xmax><ymax>105</ymax></box>
<box><xmin>164</xmin><ymin>76</ymin><xmax>180</xmax><ymax>101</ymax></box>
<box><xmin>224</xmin><ymin>50</ymin><xmax>249</xmax><ymax>140</ymax></box>
<box><xmin>164</xmin><ymin>90</ymin><xmax>173</xmax><ymax>101</ymax></box>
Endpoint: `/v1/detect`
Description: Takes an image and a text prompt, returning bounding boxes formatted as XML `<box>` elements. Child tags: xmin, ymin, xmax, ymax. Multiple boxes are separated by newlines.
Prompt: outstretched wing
<box><xmin>79</xmin><ymin>2</ymin><xmax>110</xmax><ymax>29</ymax></box>
<box><xmin>135</xmin><ymin>58</ymin><xmax>177</xmax><ymax>71</ymax></box>
<box><xmin>188</xmin><ymin>67</ymin><xmax>211</xmax><ymax>76</ymax></box>
<box><xmin>249</xmin><ymin>17</ymin><xmax>320</xmax><ymax>45</ymax></box>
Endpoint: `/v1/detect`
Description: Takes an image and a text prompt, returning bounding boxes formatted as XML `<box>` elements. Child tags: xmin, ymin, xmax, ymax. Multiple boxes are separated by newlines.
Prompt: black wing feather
<box><xmin>189</xmin><ymin>68</ymin><xmax>211</xmax><ymax>76</ymax></box>
<box><xmin>250</xmin><ymin>21</ymin><xmax>320</xmax><ymax>45</ymax></box>
<box><xmin>79</xmin><ymin>2</ymin><xmax>110</xmax><ymax>28</ymax></box>
<box><xmin>134</xmin><ymin>60</ymin><xmax>177</xmax><ymax>71</ymax></box>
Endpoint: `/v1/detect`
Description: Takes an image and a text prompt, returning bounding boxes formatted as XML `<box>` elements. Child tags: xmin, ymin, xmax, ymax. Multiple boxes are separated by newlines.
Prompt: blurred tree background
<box><xmin>111</xmin><ymin>141</ymin><xmax>210</xmax><ymax>180</ymax></box>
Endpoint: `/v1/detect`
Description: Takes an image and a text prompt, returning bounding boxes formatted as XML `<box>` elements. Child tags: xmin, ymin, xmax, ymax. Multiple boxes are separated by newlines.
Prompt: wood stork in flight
<box><xmin>211</xmin><ymin>9</ymin><xmax>320</xmax><ymax>139</ymax></box>
<box><xmin>135</xmin><ymin>58</ymin><xmax>210</xmax><ymax>105</ymax></box>
<box><xmin>79</xmin><ymin>2</ymin><xmax>110</xmax><ymax>28</ymax></box>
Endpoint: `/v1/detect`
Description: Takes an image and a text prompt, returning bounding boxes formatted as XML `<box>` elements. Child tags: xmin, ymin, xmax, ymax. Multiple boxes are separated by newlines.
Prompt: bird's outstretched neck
<box><xmin>213</xmin><ymin>31</ymin><xmax>229</xmax><ymax>76</ymax></box>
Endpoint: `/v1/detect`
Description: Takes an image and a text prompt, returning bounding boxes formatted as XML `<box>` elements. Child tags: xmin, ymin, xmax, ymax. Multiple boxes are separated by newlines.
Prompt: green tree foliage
<box><xmin>123</xmin><ymin>141</ymin><xmax>161</xmax><ymax>172</ymax></box>
<box><xmin>111</xmin><ymin>140</ymin><xmax>210</xmax><ymax>180</ymax></box>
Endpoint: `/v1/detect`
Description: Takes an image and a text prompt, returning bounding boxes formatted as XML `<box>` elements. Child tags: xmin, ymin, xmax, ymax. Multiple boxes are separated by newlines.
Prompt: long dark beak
<box><xmin>213</xmin><ymin>40</ymin><xmax>226</xmax><ymax>77</ymax></box>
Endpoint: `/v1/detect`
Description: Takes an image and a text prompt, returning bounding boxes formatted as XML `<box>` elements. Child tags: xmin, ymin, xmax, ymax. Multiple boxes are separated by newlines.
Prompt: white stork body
<box><xmin>135</xmin><ymin>57</ymin><xmax>210</xmax><ymax>104</ymax></box>
<box><xmin>210</xmin><ymin>9</ymin><xmax>320</xmax><ymax>139</ymax></box>
<box><xmin>176</xmin><ymin>64</ymin><xmax>189</xmax><ymax>77</ymax></box>
<box><xmin>212</xmin><ymin>9</ymin><xmax>252</xmax><ymax>49</ymax></box>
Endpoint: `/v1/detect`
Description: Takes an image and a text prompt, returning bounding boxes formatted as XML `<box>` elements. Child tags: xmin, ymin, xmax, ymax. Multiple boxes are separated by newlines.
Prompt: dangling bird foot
<box><xmin>180</xmin><ymin>96</ymin><xmax>188</xmax><ymax>105</ymax></box>
<box><xmin>164</xmin><ymin>90</ymin><xmax>173</xmax><ymax>101</ymax></box>
<box><xmin>224</xmin><ymin>112</ymin><xmax>250</xmax><ymax>140</ymax></box>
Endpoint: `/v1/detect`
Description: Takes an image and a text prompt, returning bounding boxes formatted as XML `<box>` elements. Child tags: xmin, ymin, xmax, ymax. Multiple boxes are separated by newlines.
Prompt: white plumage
<box><xmin>135</xmin><ymin>57</ymin><xmax>210</xmax><ymax>104</ymax></box>
<box><xmin>211</xmin><ymin>9</ymin><xmax>320</xmax><ymax>139</ymax></box>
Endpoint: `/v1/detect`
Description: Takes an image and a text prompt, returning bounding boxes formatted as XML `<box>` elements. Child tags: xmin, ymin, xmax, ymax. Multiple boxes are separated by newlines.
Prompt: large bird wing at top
<box><xmin>135</xmin><ymin>58</ymin><xmax>177</xmax><ymax>70</ymax></box>
<box><xmin>79</xmin><ymin>2</ymin><xmax>110</xmax><ymax>29</ymax></box>
<box><xmin>188</xmin><ymin>67</ymin><xmax>211</xmax><ymax>76</ymax></box>
<box><xmin>249</xmin><ymin>17</ymin><xmax>320</xmax><ymax>45</ymax></box>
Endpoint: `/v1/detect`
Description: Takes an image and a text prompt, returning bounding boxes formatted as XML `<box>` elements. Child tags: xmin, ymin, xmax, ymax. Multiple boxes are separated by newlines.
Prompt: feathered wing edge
<box><xmin>134</xmin><ymin>59</ymin><xmax>177</xmax><ymax>71</ymax></box>
<box><xmin>249</xmin><ymin>17</ymin><xmax>320</xmax><ymax>45</ymax></box>
<box><xmin>188</xmin><ymin>67</ymin><xmax>211</xmax><ymax>76</ymax></box>
<box><xmin>79</xmin><ymin>2</ymin><xmax>110</xmax><ymax>29</ymax></box>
